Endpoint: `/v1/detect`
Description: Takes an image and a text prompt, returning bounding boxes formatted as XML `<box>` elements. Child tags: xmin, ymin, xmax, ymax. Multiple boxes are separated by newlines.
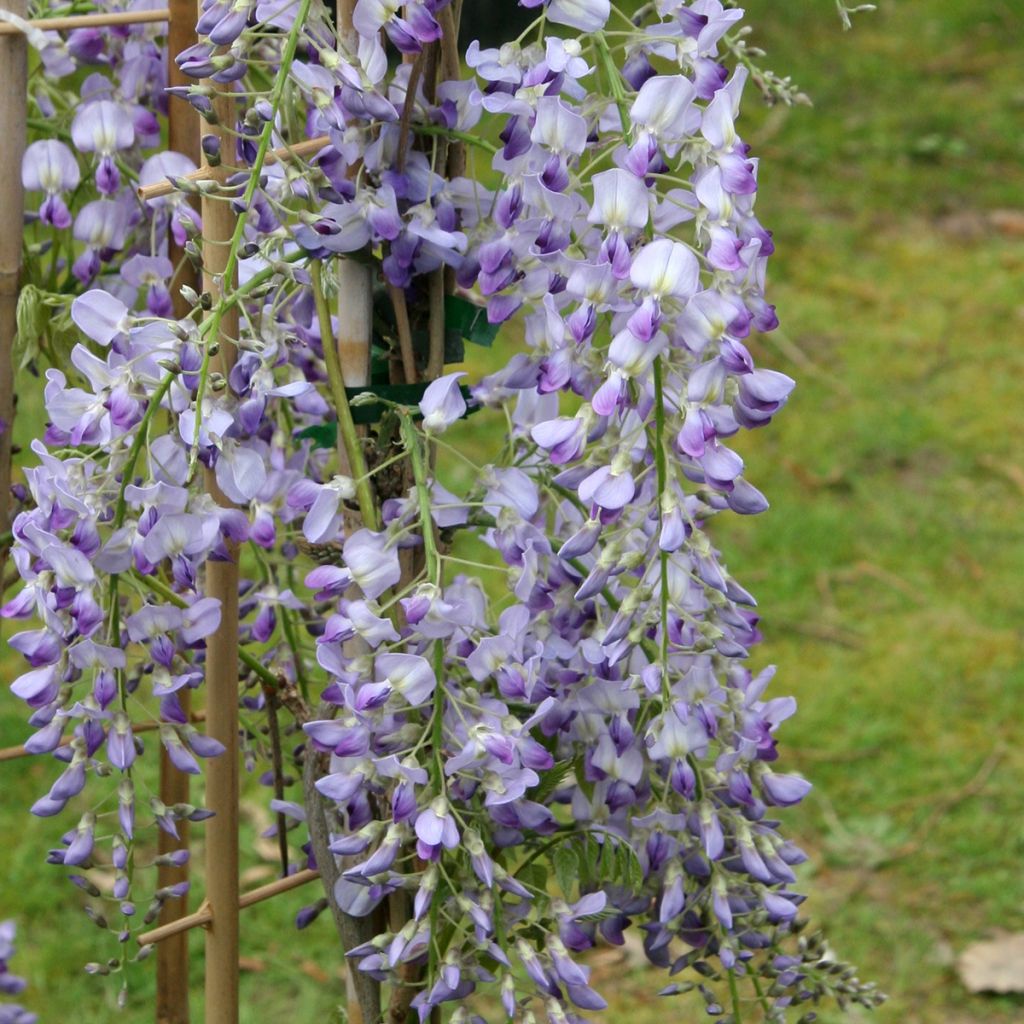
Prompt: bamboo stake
<box><xmin>157</xmin><ymin>0</ymin><xmax>202</xmax><ymax>1016</ymax></box>
<box><xmin>137</xmin><ymin>869</ymin><xmax>321</xmax><ymax>947</ymax></box>
<box><xmin>199</xmin><ymin>82</ymin><xmax>241</xmax><ymax>1024</ymax></box>
<box><xmin>336</xmin><ymin>260</ymin><xmax>373</xmax><ymax>388</ymax></box>
<box><xmin>137</xmin><ymin>136</ymin><xmax>330</xmax><ymax>201</ymax></box>
<box><xmin>0</xmin><ymin>8</ymin><xmax>169</xmax><ymax>33</ymax></box>
<box><xmin>0</xmin><ymin>0</ymin><xmax>27</xmax><ymax>558</ymax></box>
<box><xmin>335</xmin><ymin>0</ymin><xmax>373</xmax><ymax>392</ymax></box>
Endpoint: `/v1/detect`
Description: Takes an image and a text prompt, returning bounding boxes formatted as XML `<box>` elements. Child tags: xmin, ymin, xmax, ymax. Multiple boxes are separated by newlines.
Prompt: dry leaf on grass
<box><xmin>957</xmin><ymin>932</ymin><xmax>1024</xmax><ymax>994</ymax></box>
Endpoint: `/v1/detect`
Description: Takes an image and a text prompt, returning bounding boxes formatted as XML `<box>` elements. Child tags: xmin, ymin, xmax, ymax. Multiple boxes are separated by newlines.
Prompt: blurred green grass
<box><xmin>3</xmin><ymin>0</ymin><xmax>1024</xmax><ymax>1020</ymax></box>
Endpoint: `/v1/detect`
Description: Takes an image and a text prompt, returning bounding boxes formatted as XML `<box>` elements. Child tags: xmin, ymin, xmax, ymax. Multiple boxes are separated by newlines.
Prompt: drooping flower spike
<box><xmin>2</xmin><ymin>0</ymin><xmax>881</xmax><ymax>1018</ymax></box>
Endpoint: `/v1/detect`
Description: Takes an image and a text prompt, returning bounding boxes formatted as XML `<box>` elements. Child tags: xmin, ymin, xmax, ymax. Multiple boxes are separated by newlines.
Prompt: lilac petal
<box><xmin>71</xmin><ymin>100</ymin><xmax>135</xmax><ymax>153</ymax></box>
<box><xmin>315</xmin><ymin>771</ymin><xmax>365</xmax><ymax>803</ymax></box>
<box><xmin>215</xmin><ymin>442</ymin><xmax>267</xmax><ymax>503</ymax></box>
<box><xmin>414</xmin><ymin>808</ymin><xmax>444</xmax><ymax>846</ymax></box>
<box><xmin>303</xmin><ymin>486</ymin><xmax>342</xmax><ymax>543</ymax></box>
<box><xmin>181</xmin><ymin>597</ymin><xmax>222</xmax><ymax>643</ymax></box>
<box><xmin>11</xmin><ymin>666</ymin><xmax>59</xmax><ymax>705</ymax></box>
<box><xmin>22</xmin><ymin>139</ymin><xmax>80</xmax><ymax>193</ymax></box>
<box><xmin>419</xmin><ymin>372</ymin><xmax>467</xmax><ymax>434</ymax></box>
<box><xmin>305</xmin><ymin>565</ymin><xmax>352</xmax><ymax>600</ymax></box>
<box><xmin>375</xmin><ymin>653</ymin><xmax>436</xmax><ymax>706</ymax></box>
<box><xmin>71</xmin><ymin>290</ymin><xmax>130</xmax><ymax>346</ymax></box>
<box><xmin>761</xmin><ymin>772</ymin><xmax>812</xmax><ymax>806</ymax></box>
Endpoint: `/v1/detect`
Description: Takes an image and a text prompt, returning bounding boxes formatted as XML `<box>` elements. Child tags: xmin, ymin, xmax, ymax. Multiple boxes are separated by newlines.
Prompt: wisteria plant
<box><xmin>3</xmin><ymin>0</ymin><xmax>883</xmax><ymax>1020</ymax></box>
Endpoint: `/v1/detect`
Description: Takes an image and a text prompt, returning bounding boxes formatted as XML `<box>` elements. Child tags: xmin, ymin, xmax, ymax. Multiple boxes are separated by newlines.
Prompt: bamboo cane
<box><xmin>156</xmin><ymin>0</ymin><xmax>202</xmax><ymax>1017</ymax></box>
<box><xmin>199</xmin><ymin>82</ymin><xmax>241</xmax><ymax>1024</ymax></box>
<box><xmin>335</xmin><ymin>0</ymin><xmax>373</xmax><ymax>394</ymax></box>
<box><xmin>0</xmin><ymin>714</ymin><xmax>206</xmax><ymax>763</ymax></box>
<box><xmin>137</xmin><ymin>136</ymin><xmax>330</xmax><ymax>201</ymax></box>
<box><xmin>0</xmin><ymin>8</ymin><xmax>169</xmax><ymax>33</ymax></box>
<box><xmin>137</xmin><ymin>869</ymin><xmax>321</xmax><ymax>947</ymax></box>
<box><xmin>0</xmin><ymin>0</ymin><xmax>27</xmax><ymax>556</ymax></box>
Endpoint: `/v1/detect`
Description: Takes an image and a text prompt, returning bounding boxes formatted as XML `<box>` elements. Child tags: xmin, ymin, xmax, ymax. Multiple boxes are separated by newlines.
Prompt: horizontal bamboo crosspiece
<box><xmin>0</xmin><ymin>8</ymin><xmax>170</xmax><ymax>34</ymax></box>
<box><xmin>136</xmin><ymin>868</ymin><xmax>320</xmax><ymax>947</ymax></box>
<box><xmin>0</xmin><ymin>714</ymin><xmax>207</xmax><ymax>763</ymax></box>
<box><xmin>137</xmin><ymin>136</ymin><xmax>331</xmax><ymax>201</ymax></box>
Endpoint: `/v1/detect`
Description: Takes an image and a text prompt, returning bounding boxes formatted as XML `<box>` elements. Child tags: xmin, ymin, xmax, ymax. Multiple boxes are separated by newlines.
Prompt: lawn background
<box><xmin>2</xmin><ymin>0</ymin><xmax>1023</xmax><ymax>1021</ymax></box>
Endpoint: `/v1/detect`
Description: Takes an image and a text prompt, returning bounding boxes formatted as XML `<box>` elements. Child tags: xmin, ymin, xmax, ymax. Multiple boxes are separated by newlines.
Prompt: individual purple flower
<box><xmin>760</xmin><ymin>770</ymin><xmax>812</xmax><ymax>807</ymax></box>
<box><xmin>70</xmin><ymin>100</ymin><xmax>135</xmax><ymax>194</ymax></box>
<box><xmin>353</xmin><ymin>0</ymin><xmax>440</xmax><ymax>53</ymax></box>
<box><xmin>292</xmin><ymin>475</ymin><xmax>356</xmax><ymax>543</ymax></box>
<box><xmin>70</xmin><ymin>290</ymin><xmax>131</xmax><ymax>347</ymax></box>
<box><xmin>577</xmin><ymin>464</ymin><xmax>635</xmax><ymax>512</ymax></box>
<box><xmin>249</xmin><ymin>586</ymin><xmax>304</xmax><ymax>643</ymax></box>
<box><xmin>122</xmin><ymin>255</ymin><xmax>175</xmax><ymax>318</ymax></box>
<box><xmin>106</xmin><ymin>711</ymin><xmax>136</xmax><ymax>772</ymax></box>
<box><xmin>588</xmin><ymin>168</ymin><xmax>650</xmax><ymax>235</ymax></box>
<box><xmin>72</xmin><ymin>200</ymin><xmax>130</xmax><ymax>282</ymax></box>
<box><xmin>419</xmin><ymin>372</ymin><xmax>467</xmax><ymax>434</ymax></box>
<box><xmin>304</xmin><ymin>528</ymin><xmax>401</xmax><ymax>600</ymax></box>
<box><xmin>21</xmin><ymin>140</ymin><xmax>80</xmax><ymax>229</ymax></box>
<box><xmin>414</xmin><ymin>798</ymin><xmax>459</xmax><ymax>860</ymax></box>
<box><xmin>521</xmin><ymin>0</ymin><xmax>609</xmax><ymax>32</ymax></box>
<box><xmin>375</xmin><ymin>653</ymin><xmax>436</xmax><ymax>706</ymax></box>
<box><xmin>214</xmin><ymin>440</ymin><xmax>267</xmax><ymax>505</ymax></box>
<box><xmin>139</xmin><ymin>151</ymin><xmax>203</xmax><ymax>245</ymax></box>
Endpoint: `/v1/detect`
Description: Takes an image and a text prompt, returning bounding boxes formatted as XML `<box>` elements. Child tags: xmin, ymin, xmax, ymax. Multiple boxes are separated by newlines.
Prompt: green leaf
<box><xmin>580</xmin><ymin>835</ymin><xmax>601</xmax><ymax>887</ymax></box>
<box><xmin>553</xmin><ymin>841</ymin><xmax>578</xmax><ymax>900</ymax></box>
<box><xmin>531</xmin><ymin>756</ymin><xmax>578</xmax><ymax>803</ymax></box>
<box><xmin>516</xmin><ymin>861</ymin><xmax>547</xmax><ymax>894</ymax></box>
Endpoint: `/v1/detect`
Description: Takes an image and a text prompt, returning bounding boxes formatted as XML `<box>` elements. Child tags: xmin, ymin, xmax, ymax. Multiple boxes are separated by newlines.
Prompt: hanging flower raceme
<box><xmin>2</xmin><ymin>0</ymin><xmax>881</xmax><ymax>1019</ymax></box>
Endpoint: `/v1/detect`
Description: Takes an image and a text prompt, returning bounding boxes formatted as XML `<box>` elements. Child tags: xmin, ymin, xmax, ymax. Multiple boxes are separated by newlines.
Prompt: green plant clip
<box><xmin>295</xmin><ymin>384</ymin><xmax>478</xmax><ymax>443</ymax></box>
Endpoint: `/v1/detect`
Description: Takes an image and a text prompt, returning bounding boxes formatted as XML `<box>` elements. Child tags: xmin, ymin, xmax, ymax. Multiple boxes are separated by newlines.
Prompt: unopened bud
<box><xmin>201</xmin><ymin>133</ymin><xmax>221</xmax><ymax>166</ymax></box>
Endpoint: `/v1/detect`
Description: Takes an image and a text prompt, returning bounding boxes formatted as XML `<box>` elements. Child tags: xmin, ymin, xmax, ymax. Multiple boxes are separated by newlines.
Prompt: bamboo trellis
<box><xmin>0</xmin><ymin>0</ymin><xmax>26</xmax><ymax>563</ymax></box>
<box><xmin>0</xmin><ymin>3</ymin><xmax>336</xmax><ymax>1023</ymax></box>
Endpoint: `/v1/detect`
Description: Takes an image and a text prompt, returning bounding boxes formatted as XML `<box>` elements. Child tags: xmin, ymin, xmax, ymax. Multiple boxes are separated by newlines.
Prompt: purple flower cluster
<box><xmin>4</xmin><ymin>0</ymin><xmax>881</xmax><ymax>1017</ymax></box>
<box><xmin>0</xmin><ymin>922</ymin><xmax>36</xmax><ymax>1024</ymax></box>
<box><xmin>19</xmin><ymin>3</ymin><xmax>198</xmax><ymax>295</ymax></box>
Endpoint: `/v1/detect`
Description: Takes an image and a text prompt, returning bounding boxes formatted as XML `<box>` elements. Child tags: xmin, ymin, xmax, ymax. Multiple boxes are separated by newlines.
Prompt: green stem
<box><xmin>414</xmin><ymin>122</ymin><xmax>499</xmax><ymax>156</ymax></box>
<box><xmin>280</xmin><ymin>607</ymin><xmax>311</xmax><ymax>702</ymax></box>
<box><xmin>751</xmin><ymin>973</ymin><xmax>773</xmax><ymax>1017</ymax></box>
<box><xmin>652</xmin><ymin>359</ymin><xmax>673</xmax><ymax>707</ymax></box>
<box><xmin>728</xmin><ymin>967</ymin><xmax>744</xmax><ymax>1024</ymax></box>
<box><xmin>594</xmin><ymin>32</ymin><xmax>631</xmax><ymax>134</ymax></box>
<box><xmin>308</xmin><ymin>260</ymin><xmax>379</xmax><ymax>530</ymax></box>
<box><xmin>111</xmin><ymin>373</ymin><xmax>177</xmax><ymax>532</ymax></box>
<box><xmin>400</xmin><ymin>414</ymin><xmax>448</xmax><ymax>797</ymax></box>
<box><xmin>400</xmin><ymin>417</ymin><xmax>439</xmax><ymax>584</ymax></box>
